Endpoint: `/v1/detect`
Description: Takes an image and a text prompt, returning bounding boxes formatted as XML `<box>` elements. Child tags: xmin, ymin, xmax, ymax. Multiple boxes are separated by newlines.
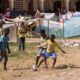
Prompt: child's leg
<box><xmin>36</xmin><ymin>56</ymin><xmax>40</xmax><ymax>66</ymax></box>
<box><xmin>52</xmin><ymin>58</ymin><xmax>57</xmax><ymax>68</ymax></box>
<box><xmin>22</xmin><ymin>37</ymin><xmax>25</xmax><ymax>51</ymax></box>
<box><xmin>37</xmin><ymin>55</ymin><xmax>45</xmax><ymax>68</ymax></box>
<box><xmin>38</xmin><ymin>49</ymin><xmax>48</xmax><ymax>68</ymax></box>
<box><xmin>37</xmin><ymin>58</ymin><xmax>48</xmax><ymax>68</ymax></box>
<box><xmin>51</xmin><ymin>53</ymin><xmax>57</xmax><ymax>69</ymax></box>
<box><xmin>42</xmin><ymin>54</ymin><xmax>48</xmax><ymax>68</ymax></box>
<box><xmin>19</xmin><ymin>38</ymin><xmax>22</xmax><ymax>51</ymax></box>
<box><xmin>4</xmin><ymin>61</ymin><xmax>7</xmax><ymax>70</ymax></box>
<box><xmin>0</xmin><ymin>51</ymin><xmax>3</xmax><ymax>62</ymax></box>
<box><xmin>23</xmin><ymin>42</ymin><xmax>25</xmax><ymax>51</ymax></box>
<box><xmin>37</xmin><ymin>58</ymin><xmax>44</xmax><ymax>68</ymax></box>
<box><xmin>3</xmin><ymin>51</ymin><xmax>8</xmax><ymax>70</ymax></box>
<box><xmin>36</xmin><ymin>49</ymin><xmax>43</xmax><ymax>66</ymax></box>
<box><xmin>37</xmin><ymin>53</ymin><xmax>49</xmax><ymax>68</ymax></box>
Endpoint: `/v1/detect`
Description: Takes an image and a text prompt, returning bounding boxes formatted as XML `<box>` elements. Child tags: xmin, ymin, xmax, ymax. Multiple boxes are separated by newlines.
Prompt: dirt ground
<box><xmin>0</xmin><ymin>42</ymin><xmax>80</xmax><ymax>80</ymax></box>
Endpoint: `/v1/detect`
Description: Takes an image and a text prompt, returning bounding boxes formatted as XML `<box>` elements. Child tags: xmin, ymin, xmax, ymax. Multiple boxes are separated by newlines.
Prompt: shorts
<box><xmin>37</xmin><ymin>48</ymin><xmax>46</xmax><ymax>57</ymax></box>
<box><xmin>45</xmin><ymin>52</ymin><xmax>57</xmax><ymax>59</ymax></box>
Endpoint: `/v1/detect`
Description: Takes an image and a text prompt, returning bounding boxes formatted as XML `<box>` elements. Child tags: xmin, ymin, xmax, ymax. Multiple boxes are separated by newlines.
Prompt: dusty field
<box><xmin>0</xmin><ymin>43</ymin><xmax>80</xmax><ymax>80</ymax></box>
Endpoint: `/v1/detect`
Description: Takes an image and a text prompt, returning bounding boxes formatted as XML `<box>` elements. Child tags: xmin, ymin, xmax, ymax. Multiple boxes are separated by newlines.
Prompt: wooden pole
<box><xmin>47</xmin><ymin>19</ymin><xmax>49</xmax><ymax>36</ymax></box>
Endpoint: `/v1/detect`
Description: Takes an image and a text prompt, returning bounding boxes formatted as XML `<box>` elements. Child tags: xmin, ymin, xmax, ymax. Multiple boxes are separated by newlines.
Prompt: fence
<box><xmin>36</xmin><ymin>12</ymin><xmax>80</xmax><ymax>38</ymax></box>
<box><xmin>36</xmin><ymin>19</ymin><xmax>64</xmax><ymax>38</ymax></box>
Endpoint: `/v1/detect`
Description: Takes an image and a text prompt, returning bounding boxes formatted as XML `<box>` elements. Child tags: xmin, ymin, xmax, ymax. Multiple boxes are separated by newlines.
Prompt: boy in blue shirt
<box><xmin>0</xmin><ymin>28</ymin><xmax>10</xmax><ymax>70</ymax></box>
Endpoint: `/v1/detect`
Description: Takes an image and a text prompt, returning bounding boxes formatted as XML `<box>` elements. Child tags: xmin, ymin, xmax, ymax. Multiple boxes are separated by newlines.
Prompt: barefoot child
<box><xmin>35</xmin><ymin>29</ymin><xmax>49</xmax><ymax>68</ymax></box>
<box><xmin>17</xmin><ymin>23</ymin><xmax>26</xmax><ymax>51</ymax></box>
<box><xmin>0</xmin><ymin>28</ymin><xmax>10</xmax><ymax>70</ymax></box>
<box><xmin>38</xmin><ymin>34</ymin><xmax>65</xmax><ymax>69</ymax></box>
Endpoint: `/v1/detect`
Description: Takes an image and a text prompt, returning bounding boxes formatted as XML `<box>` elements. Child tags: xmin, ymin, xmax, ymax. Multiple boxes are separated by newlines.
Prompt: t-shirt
<box><xmin>18</xmin><ymin>27</ymin><xmax>25</xmax><ymax>38</ymax></box>
<box><xmin>0</xmin><ymin>35</ymin><xmax>9</xmax><ymax>51</ymax></box>
<box><xmin>19</xmin><ymin>33</ymin><xmax>25</xmax><ymax>38</ymax></box>
<box><xmin>41</xmin><ymin>39</ymin><xmax>62</xmax><ymax>53</ymax></box>
<box><xmin>40</xmin><ymin>37</ymin><xmax>46</xmax><ymax>44</ymax></box>
<box><xmin>40</xmin><ymin>36</ymin><xmax>48</xmax><ymax>49</ymax></box>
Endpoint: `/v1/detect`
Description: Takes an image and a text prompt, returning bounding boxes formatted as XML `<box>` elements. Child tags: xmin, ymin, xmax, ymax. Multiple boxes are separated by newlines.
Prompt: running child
<box><xmin>35</xmin><ymin>29</ymin><xmax>49</xmax><ymax>68</ymax></box>
<box><xmin>38</xmin><ymin>34</ymin><xmax>65</xmax><ymax>69</ymax></box>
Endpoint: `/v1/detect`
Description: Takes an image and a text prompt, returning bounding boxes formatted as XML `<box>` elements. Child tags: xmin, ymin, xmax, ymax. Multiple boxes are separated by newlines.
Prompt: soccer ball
<box><xmin>32</xmin><ymin>64</ymin><xmax>37</xmax><ymax>71</ymax></box>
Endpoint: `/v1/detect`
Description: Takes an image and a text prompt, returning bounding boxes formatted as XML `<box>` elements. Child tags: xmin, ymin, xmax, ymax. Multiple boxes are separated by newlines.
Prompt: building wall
<box><xmin>0</xmin><ymin>0</ymin><xmax>9</xmax><ymax>13</ymax></box>
<box><xmin>69</xmin><ymin>0</ymin><xmax>79</xmax><ymax>11</ymax></box>
<box><xmin>8</xmin><ymin>0</ymin><xmax>80</xmax><ymax>14</ymax></box>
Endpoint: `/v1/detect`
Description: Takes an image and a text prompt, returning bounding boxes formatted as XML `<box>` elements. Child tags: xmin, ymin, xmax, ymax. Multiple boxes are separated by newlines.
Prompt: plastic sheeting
<box><xmin>64</xmin><ymin>17</ymin><xmax>80</xmax><ymax>38</ymax></box>
<box><xmin>36</xmin><ymin>12</ymin><xmax>80</xmax><ymax>38</ymax></box>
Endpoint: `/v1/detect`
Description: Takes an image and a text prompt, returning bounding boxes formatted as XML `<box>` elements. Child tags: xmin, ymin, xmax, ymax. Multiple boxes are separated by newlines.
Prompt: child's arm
<box><xmin>7</xmin><ymin>43</ymin><xmax>11</xmax><ymax>54</ymax></box>
<box><xmin>40</xmin><ymin>41</ymin><xmax>48</xmax><ymax>48</ymax></box>
<box><xmin>55</xmin><ymin>41</ymin><xmax>65</xmax><ymax>54</ymax></box>
<box><xmin>32</xmin><ymin>31</ymin><xmax>40</xmax><ymax>36</ymax></box>
<box><xmin>7</xmin><ymin>37</ymin><xmax>11</xmax><ymax>54</ymax></box>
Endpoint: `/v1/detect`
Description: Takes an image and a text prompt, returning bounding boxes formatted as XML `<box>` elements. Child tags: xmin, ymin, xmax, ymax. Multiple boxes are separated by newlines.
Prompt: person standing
<box><xmin>18</xmin><ymin>22</ymin><xmax>26</xmax><ymax>51</ymax></box>
<box><xmin>0</xmin><ymin>28</ymin><xmax>10</xmax><ymax>70</ymax></box>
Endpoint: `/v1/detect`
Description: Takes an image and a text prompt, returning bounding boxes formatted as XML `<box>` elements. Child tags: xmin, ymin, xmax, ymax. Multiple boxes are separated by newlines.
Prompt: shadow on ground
<box><xmin>55</xmin><ymin>64</ymin><xmax>80</xmax><ymax>69</ymax></box>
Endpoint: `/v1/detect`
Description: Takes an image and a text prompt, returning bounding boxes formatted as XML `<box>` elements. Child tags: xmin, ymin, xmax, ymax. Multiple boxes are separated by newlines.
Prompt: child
<box><xmin>18</xmin><ymin>22</ymin><xmax>26</xmax><ymax>51</ymax></box>
<box><xmin>35</xmin><ymin>29</ymin><xmax>48</xmax><ymax>68</ymax></box>
<box><xmin>38</xmin><ymin>34</ymin><xmax>65</xmax><ymax>69</ymax></box>
<box><xmin>0</xmin><ymin>28</ymin><xmax>10</xmax><ymax>70</ymax></box>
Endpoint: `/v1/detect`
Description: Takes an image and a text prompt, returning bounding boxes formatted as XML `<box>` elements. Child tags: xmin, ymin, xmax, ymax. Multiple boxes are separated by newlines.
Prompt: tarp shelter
<box><xmin>64</xmin><ymin>17</ymin><xmax>80</xmax><ymax>38</ymax></box>
<box><xmin>38</xmin><ymin>12</ymin><xmax>80</xmax><ymax>38</ymax></box>
<box><xmin>2</xmin><ymin>22</ymin><xmax>16</xmax><ymax>42</ymax></box>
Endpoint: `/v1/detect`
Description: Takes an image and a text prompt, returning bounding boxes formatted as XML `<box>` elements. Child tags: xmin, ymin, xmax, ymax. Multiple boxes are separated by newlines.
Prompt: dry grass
<box><xmin>0</xmin><ymin>42</ymin><xmax>80</xmax><ymax>80</ymax></box>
